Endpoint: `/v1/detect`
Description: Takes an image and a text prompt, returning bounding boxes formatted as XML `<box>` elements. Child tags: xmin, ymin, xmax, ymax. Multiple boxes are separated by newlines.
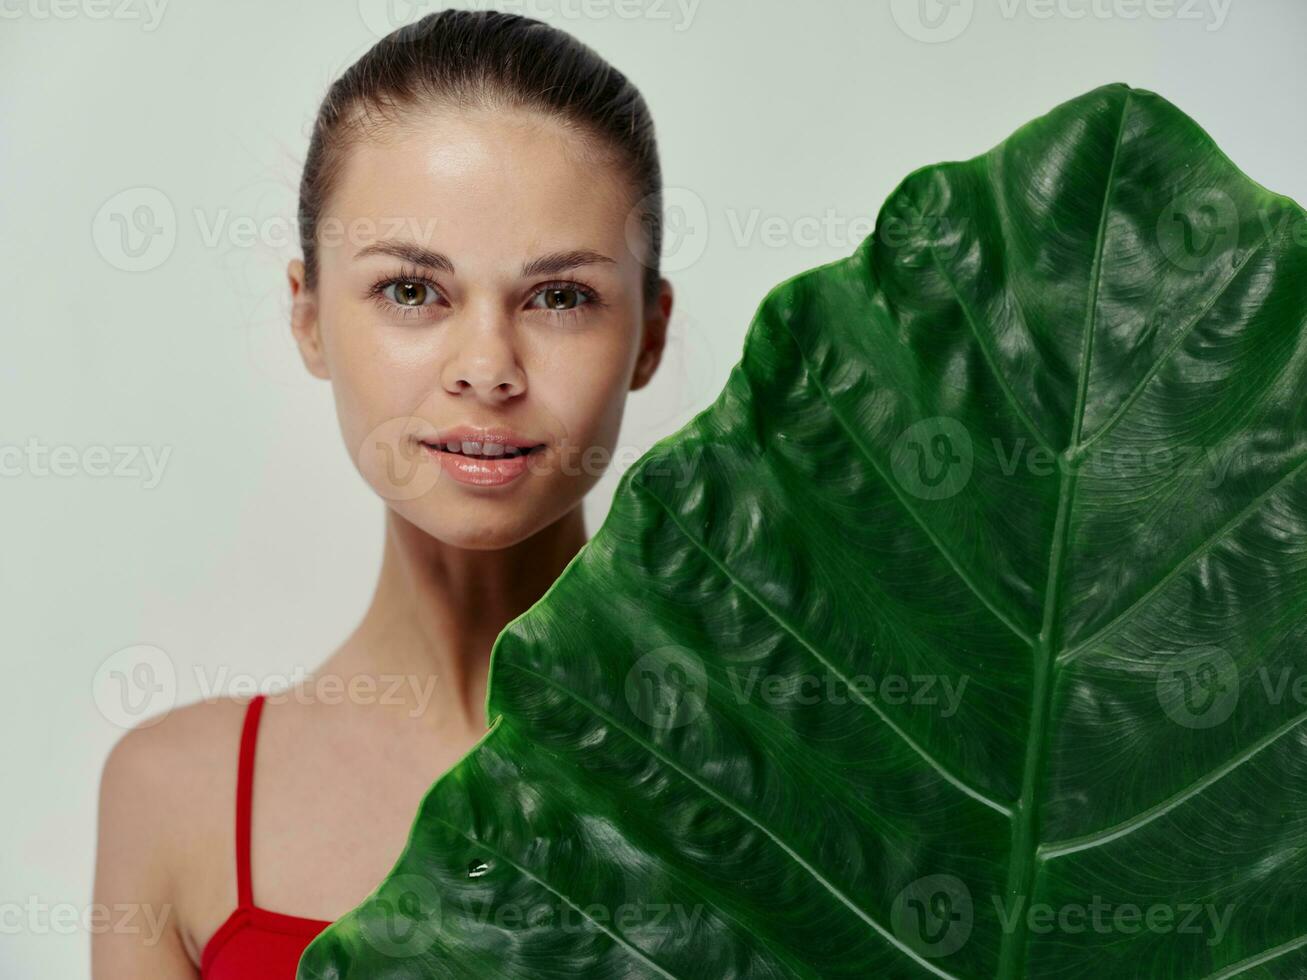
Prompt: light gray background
<box><xmin>3</xmin><ymin>0</ymin><xmax>1305</xmax><ymax>975</ymax></box>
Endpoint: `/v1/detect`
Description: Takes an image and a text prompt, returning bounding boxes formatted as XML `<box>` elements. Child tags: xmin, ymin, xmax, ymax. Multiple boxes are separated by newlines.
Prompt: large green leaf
<box><xmin>298</xmin><ymin>83</ymin><xmax>1307</xmax><ymax>979</ymax></box>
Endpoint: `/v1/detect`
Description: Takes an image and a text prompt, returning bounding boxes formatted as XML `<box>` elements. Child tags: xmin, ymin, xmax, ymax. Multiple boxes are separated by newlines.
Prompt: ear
<box><xmin>630</xmin><ymin>278</ymin><xmax>673</xmax><ymax>392</ymax></box>
<box><xmin>288</xmin><ymin>258</ymin><xmax>330</xmax><ymax>380</ymax></box>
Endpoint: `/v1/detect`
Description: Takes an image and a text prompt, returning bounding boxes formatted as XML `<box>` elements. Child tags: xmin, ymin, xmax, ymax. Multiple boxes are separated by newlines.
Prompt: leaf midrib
<box><xmin>994</xmin><ymin>88</ymin><xmax>1135</xmax><ymax>980</ymax></box>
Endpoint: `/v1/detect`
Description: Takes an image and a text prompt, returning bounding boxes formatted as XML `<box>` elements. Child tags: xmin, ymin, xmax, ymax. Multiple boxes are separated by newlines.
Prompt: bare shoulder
<box><xmin>94</xmin><ymin>696</ymin><xmax>254</xmax><ymax>974</ymax></box>
<box><xmin>102</xmin><ymin>694</ymin><xmax>249</xmax><ymax>769</ymax></box>
<box><xmin>99</xmin><ymin>695</ymin><xmax>250</xmax><ymax>838</ymax></box>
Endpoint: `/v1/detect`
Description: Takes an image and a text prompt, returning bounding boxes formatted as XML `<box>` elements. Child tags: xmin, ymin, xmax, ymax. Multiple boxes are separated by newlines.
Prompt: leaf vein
<box><xmin>1039</xmin><ymin>704</ymin><xmax>1307</xmax><ymax>859</ymax></box>
<box><xmin>1200</xmin><ymin>930</ymin><xmax>1307</xmax><ymax>980</ymax></box>
<box><xmin>766</xmin><ymin>293</ymin><xmax>1038</xmax><ymax>649</ymax></box>
<box><xmin>635</xmin><ymin>478</ymin><xmax>1014</xmax><ymax>818</ymax></box>
<box><xmin>503</xmin><ymin>661</ymin><xmax>965</xmax><ymax>980</ymax></box>
<box><xmin>925</xmin><ymin>241</ymin><xmax>1057</xmax><ymax>456</ymax></box>
<box><xmin>1058</xmin><ymin>451</ymin><xmax>1307</xmax><ymax>665</ymax></box>
<box><xmin>1074</xmin><ymin>222</ymin><xmax>1284</xmax><ymax>458</ymax></box>
<box><xmin>996</xmin><ymin>87</ymin><xmax>1135</xmax><ymax>980</ymax></box>
<box><xmin>428</xmin><ymin>815</ymin><xmax>682</xmax><ymax>980</ymax></box>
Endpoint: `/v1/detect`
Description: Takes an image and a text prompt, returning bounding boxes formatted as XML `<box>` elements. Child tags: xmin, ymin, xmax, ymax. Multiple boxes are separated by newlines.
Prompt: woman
<box><xmin>91</xmin><ymin>10</ymin><xmax>672</xmax><ymax>978</ymax></box>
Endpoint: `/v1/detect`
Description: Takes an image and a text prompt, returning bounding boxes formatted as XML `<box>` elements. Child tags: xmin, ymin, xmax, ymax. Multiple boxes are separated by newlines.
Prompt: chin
<box><xmin>394</xmin><ymin>500</ymin><xmax>545</xmax><ymax>552</ymax></box>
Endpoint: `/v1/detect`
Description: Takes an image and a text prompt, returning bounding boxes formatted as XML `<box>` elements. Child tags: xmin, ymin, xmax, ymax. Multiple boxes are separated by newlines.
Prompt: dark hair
<box><xmin>297</xmin><ymin>9</ymin><xmax>663</xmax><ymax>308</ymax></box>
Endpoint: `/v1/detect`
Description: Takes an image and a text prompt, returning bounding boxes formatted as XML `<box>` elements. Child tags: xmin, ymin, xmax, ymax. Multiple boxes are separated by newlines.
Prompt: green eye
<box><xmin>532</xmin><ymin>284</ymin><xmax>596</xmax><ymax>312</ymax></box>
<box><xmin>386</xmin><ymin>281</ymin><xmax>435</xmax><ymax>306</ymax></box>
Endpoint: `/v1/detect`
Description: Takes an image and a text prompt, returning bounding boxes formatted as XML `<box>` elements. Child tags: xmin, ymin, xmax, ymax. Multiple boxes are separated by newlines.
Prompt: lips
<box><xmin>423</xmin><ymin>439</ymin><xmax>544</xmax><ymax>460</ymax></box>
<box><xmin>421</xmin><ymin>426</ymin><xmax>546</xmax><ymax>460</ymax></box>
<box><xmin>416</xmin><ymin>427</ymin><xmax>548</xmax><ymax>488</ymax></box>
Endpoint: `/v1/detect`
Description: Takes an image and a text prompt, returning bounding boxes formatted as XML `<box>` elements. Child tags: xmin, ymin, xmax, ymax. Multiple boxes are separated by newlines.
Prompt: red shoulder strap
<box><xmin>234</xmin><ymin>693</ymin><xmax>266</xmax><ymax>909</ymax></box>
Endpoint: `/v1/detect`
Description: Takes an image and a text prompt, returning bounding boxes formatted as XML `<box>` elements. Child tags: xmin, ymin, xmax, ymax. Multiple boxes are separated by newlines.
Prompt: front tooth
<box><xmin>480</xmin><ymin>442</ymin><xmax>505</xmax><ymax>456</ymax></box>
<box><xmin>462</xmin><ymin>440</ymin><xmax>481</xmax><ymax>455</ymax></box>
<box><xmin>445</xmin><ymin>440</ymin><xmax>461</xmax><ymax>452</ymax></box>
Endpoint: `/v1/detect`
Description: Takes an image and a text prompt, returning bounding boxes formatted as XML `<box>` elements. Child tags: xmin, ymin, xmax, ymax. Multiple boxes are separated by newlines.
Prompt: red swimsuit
<box><xmin>201</xmin><ymin>694</ymin><xmax>332</xmax><ymax>978</ymax></box>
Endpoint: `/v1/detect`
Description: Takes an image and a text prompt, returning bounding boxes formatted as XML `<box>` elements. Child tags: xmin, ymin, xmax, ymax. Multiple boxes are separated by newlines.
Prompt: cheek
<box><xmin>327</xmin><ymin>312</ymin><xmax>434</xmax><ymax>414</ymax></box>
<box><xmin>529</xmin><ymin>328</ymin><xmax>637</xmax><ymax>463</ymax></box>
<box><xmin>320</xmin><ymin>314</ymin><xmax>441</xmax><ymax>491</ymax></box>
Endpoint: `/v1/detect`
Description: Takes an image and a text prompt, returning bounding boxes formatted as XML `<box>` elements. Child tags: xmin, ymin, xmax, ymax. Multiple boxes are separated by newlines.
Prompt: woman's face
<box><xmin>289</xmin><ymin>105</ymin><xmax>670</xmax><ymax>549</ymax></box>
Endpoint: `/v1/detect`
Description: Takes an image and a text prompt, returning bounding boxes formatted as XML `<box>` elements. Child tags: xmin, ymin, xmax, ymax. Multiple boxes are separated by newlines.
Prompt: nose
<box><xmin>439</xmin><ymin>311</ymin><xmax>526</xmax><ymax>403</ymax></box>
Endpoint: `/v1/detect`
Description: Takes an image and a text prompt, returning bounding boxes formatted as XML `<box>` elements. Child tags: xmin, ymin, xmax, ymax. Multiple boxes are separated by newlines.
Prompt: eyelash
<box><xmin>366</xmin><ymin>266</ymin><xmax>603</xmax><ymax>323</ymax></box>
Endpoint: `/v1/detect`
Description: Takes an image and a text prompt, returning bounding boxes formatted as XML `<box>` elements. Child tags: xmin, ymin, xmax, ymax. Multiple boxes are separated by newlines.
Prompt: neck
<box><xmin>330</xmin><ymin>503</ymin><xmax>588</xmax><ymax>733</ymax></box>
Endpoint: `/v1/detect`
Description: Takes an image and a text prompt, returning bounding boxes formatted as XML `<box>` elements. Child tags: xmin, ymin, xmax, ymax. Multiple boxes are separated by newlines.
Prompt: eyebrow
<box><xmin>353</xmin><ymin>241</ymin><xmax>617</xmax><ymax>278</ymax></box>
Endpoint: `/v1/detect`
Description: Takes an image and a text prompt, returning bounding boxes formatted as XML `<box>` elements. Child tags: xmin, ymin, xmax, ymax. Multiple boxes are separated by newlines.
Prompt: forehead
<box><xmin>325</xmin><ymin>105</ymin><xmax>636</xmax><ymax>266</ymax></box>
